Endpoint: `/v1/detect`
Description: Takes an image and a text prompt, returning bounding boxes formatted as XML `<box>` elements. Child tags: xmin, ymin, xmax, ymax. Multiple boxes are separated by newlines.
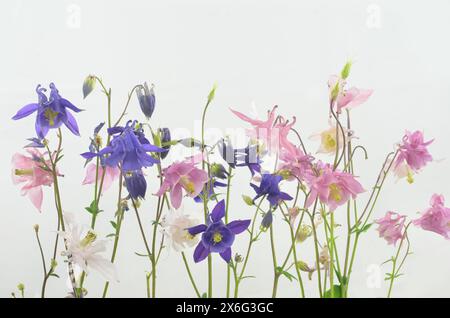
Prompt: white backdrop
<box><xmin>1</xmin><ymin>0</ymin><xmax>449</xmax><ymax>298</ymax></box>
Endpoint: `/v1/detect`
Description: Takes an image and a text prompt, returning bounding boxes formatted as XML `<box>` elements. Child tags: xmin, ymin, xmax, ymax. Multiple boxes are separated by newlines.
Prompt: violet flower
<box><xmin>250</xmin><ymin>173</ymin><xmax>293</xmax><ymax>207</ymax></box>
<box><xmin>187</xmin><ymin>200</ymin><xmax>250</xmax><ymax>263</ymax></box>
<box><xmin>12</xmin><ymin>83</ymin><xmax>82</xmax><ymax>138</ymax></box>
<box><xmin>136</xmin><ymin>83</ymin><xmax>155</xmax><ymax>119</ymax></box>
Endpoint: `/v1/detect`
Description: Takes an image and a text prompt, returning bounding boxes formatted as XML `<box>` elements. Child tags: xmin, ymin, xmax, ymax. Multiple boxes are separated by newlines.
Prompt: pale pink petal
<box><xmin>82</xmin><ymin>163</ymin><xmax>98</xmax><ymax>186</ymax></box>
<box><xmin>170</xmin><ymin>184</ymin><xmax>183</xmax><ymax>209</ymax></box>
<box><xmin>27</xmin><ymin>186</ymin><xmax>43</xmax><ymax>212</ymax></box>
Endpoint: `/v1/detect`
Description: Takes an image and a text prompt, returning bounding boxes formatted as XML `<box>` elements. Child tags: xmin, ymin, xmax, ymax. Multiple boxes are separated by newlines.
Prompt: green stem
<box><xmin>387</xmin><ymin>223</ymin><xmax>411</xmax><ymax>298</ymax></box>
<box><xmin>102</xmin><ymin>172</ymin><xmax>124</xmax><ymax>298</ymax></box>
<box><xmin>269</xmin><ymin>224</ymin><xmax>279</xmax><ymax>298</ymax></box>
<box><xmin>309</xmin><ymin>200</ymin><xmax>323</xmax><ymax>298</ymax></box>
<box><xmin>34</xmin><ymin>229</ymin><xmax>47</xmax><ymax>298</ymax></box>
<box><xmin>182</xmin><ymin>252</ymin><xmax>201</xmax><ymax>298</ymax></box>
<box><xmin>224</xmin><ymin>166</ymin><xmax>233</xmax><ymax>298</ymax></box>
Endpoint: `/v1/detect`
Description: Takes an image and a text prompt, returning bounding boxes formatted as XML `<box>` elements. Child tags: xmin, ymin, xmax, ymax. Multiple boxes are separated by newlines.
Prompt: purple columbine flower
<box><xmin>12</xmin><ymin>83</ymin><xmax>82</xmax><ymax>138</ymax></box>
<box><xmin>81</xmin><ymin>120</ymin><xmax>164</xmax><ymax>199</ymax></box>
<box><xmin>158</xmin><ymin>127</ymin><xmax>171</xmax><ymax>159</ymax></box>
<box><xmin>187</xmin><ymin>200</ymin><xmax>251</xmax><ymax>263</ymax></box>
<box><xmin>193</xmin><ymin>178</ymin><xmax>227</xmax><ymax>203</ymax></box>
<box><xmin>251</xmin><ymin>173</ymin><xmax>293</xmax><ymax>207</ymax></box>
<box><xmin>136</xmin><ymin>83</ymin><xmax>155</xmax><ymax>119</ymax></box>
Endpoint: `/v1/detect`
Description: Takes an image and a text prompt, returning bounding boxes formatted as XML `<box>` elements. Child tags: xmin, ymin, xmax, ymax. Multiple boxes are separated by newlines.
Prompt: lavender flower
<box><xmin>12</xmin><ymin>83</ymin><xmax>82</xmax><ymax>138</ymax></box>
<box><xmin>136</xmin><ymin>83</ymin><xmax>155</xmax><ymax>119</ymax></box>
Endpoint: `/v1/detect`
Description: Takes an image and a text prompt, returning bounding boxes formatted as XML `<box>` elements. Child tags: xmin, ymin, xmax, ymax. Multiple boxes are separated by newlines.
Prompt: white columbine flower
<box><xmin>60</xmin><ymin>213</ymin><xmax>118</xmax><ymax>282</ymax></box>
<box><xmin>160</xmin><ymin>209</ymin><xmax>200</xmax><ymax>252</ymax></box>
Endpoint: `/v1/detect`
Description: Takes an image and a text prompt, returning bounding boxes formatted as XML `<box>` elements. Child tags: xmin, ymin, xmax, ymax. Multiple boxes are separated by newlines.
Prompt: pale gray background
<box><xmin>1</xmin><ymin>0</ymin><xmax>449</xmax><ymax>298</ymax></box>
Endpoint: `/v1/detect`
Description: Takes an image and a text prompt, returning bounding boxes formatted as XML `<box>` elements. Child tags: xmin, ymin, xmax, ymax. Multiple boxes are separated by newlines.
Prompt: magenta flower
<box><xmin>278</xmin><ymin>146</ymin><xmax>314</xmax><ymax>182</ymax></box>
<box><xmin>375</xmin><ymin>211</ymin><xmax>407</xmax><ymax>245</ymax></box>
<box><xmin>395</xmin><ymin>130</ymin><xmax>433</xmax><ymax>172</ymax></box>
<box><xmin>305</xmin><ymin>162</ymin><xmax>365</xmax><ymax>211</ymax></box>
<box><xmin>413</xmin><ymin>194</ymin><xmax>450</xmax><ymax>239</ymax></box>
<box><xmin>11</xmin><ymin>149</ymin><xmax>55</xmax><ymax>212</ymax></box>
<box><xmin>82</xmin><ymin>163</ymin><xmax>120</xmax><ymax>194</ymax></box>
<box><xmin>230</xmin><ymin>106</ymin><xmax>296</xmax><ymax>155</ymax></box>
<box><xmin>328</xmin><ymin>75</ymin><xmax>373</xmax><ymax>113</ymax></box>
<box><xmin>156</xmin><ymin>158</ymin><xmax>209</xmax><ymax>209</ymax></box>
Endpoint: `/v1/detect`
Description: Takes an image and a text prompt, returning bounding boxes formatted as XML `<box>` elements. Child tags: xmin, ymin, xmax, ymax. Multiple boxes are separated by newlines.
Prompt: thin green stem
<box><xmin>182</xmin><ymin>252</ymin><xmax>201</xmax><ymax>298</ymax></box>
<box><xmin>269</xmin><ymin>224</ymin><xmax>279</xmax><ymax>298</ymax></box>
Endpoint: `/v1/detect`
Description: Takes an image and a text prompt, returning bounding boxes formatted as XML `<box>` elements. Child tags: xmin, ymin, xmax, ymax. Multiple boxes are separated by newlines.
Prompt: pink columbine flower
<box><xmin>82</xmin><ymin>163</ymin><xmax>120</xmax><ymax>194</ymax></box>
<box><xmin>305</xmin><ymin>162</ymin><xmax>365</xmax><ymax>211</ymax></box>
<box><xmin>375</xmin><ymin>211</ymin><xmax>407</xmax><ymax>245</ymax></box>
<box><xmin>328</xmin><ymin>75</ymin><xmax>373</xmax><ymax>113</ymax></box>
<box><xmin>230</xmin><ymin>106</ymin><xmax>296</xmax><ymax>155</ymax></box>
<box><xmin>395</xmin><ymin>130</ymin><xmax>433</xmax><ymax>172</ymax></box>
<box><xmin>413</xmin><ymin>194</ymin><xmax>450</xmax><ymax>239</ymax></box>
<box><xmin>11</xmin><ymin>149</ymin><xmax>55</xmax><ymax>212</ymax></box>
<box><xmin>156</xmin><ymin>158</ymin><xmax>209</xmax><ymax>209</ymax></box>
<box><xmin>278</xmin><ymin>146</ymin><xmax>314</xmax><ymax>182</ymax></box>
<box><xmin>310</xmin><ymin>121</ymin><xmax>349</xmax><ymax>155</ymax></box>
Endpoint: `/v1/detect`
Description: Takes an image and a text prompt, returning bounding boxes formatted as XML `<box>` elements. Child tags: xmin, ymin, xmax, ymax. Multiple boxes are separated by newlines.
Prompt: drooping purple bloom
<box><xmin>251</xmin><ymin>173</ymin><xmax>293</xmax><ymax>207</ymax></box>
<box><xmin>81</xmin><ymin>120</ymin><xmax>164</xmax><ymax>171</ymax></box>
<box><xmin>219</xmin><ymin>138</ymin><xmax>262</xmax><ymax>176</ymax></box>
<box><xmin>136</xmin><ymin>83</ymin><xmax>155</xmax><ymax>119</ymax></box>
<box><xmin>124</xmin><ymin>170</ymin><xmax>147</xmax><ymax>200</ymax></box>
<box><xmin>12</xmin><ymin>83</ymin><xmax>82</xmax><ymax>138</ymax></box>
<box><xmin>187</xmin><ymin>200</ymin><xmax>250</xmax><ymax>263</ymax></box>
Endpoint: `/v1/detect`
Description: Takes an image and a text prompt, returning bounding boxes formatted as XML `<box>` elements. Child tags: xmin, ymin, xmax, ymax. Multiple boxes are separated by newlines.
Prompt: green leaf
<box><xmin>110</xmin><ymin>221</ymin><xmax>117</xmax><ymax>229</ymax></box>
<box><xmin>276</xmin><ymin>267</ymin><xmax>297</xmax><ymax>282</ymax></box>
<box><xmin>201</xmin><ymin>292</ymin><xmax>208</xmax><ymax>298</ymax></box>
<box><xmin>324</xmin><ymin>285</ymin><xmax>343</xmax><ymax>298</ymax></box>
<box><xmin>106</xmin><ymin>233</ymin><xmax>117</xmax><ymax>238</ymax></box>
<box><xmin>85</xmin><ymin>200</ymin><xmax>101</xmax><ymax>215</ymax></box>
<box><xmin>135</xmin><ymin>252</ymin><xmax>151</xmax><ymax>257</ymax></box>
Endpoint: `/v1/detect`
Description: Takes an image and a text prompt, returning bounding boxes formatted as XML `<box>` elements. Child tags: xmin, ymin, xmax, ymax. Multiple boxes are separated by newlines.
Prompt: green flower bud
<box><xmin>242</xmin><ymin>195</ymin><xmax>254</xmax><ymax>206</ymax></box>
<box><xmin>340</xmin><ymin>61</ymin><xmax>352</xmax><ymax>80</ymax></box>
<box><xmin>82</xmin><ymin>75</ymin><xmax>96</xmax><ymax>99</ymax></box>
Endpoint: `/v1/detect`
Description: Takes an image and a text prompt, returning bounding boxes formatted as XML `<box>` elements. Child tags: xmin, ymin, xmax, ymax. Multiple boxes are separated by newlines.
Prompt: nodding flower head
<box><xmin>12</xmin><ymin>83</ymin><xmax>83</xmax><ymax>138</ymax></box>
<box><xmin>136</xmin><ymin>83</ymin><xmax>155</xmax><ymax>119</ymax></box>
<box><xmin>250</xmin><ymin>173</ymin><xmax>293</xmax><ymax>207</ymax></box>
<box><xmin>413</xmin><ymin>194</ymin><xmax>450</xmax><ymax>239</ymax></box>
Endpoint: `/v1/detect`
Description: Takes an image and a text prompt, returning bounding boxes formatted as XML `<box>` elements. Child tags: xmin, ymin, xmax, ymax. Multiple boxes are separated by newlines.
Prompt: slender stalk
<box><xmin>182</xmin><ymin>252</ymin><xmax>201</xmax><ymax>298</ymax></box>
<box><xmin>387</xmin><ymin>223</ymin><xmax>411</xmax><ymax>298</ymax></box>
<box><xmin>34</xmin><ymin>229</ymin><xmax>47</xmax><ymax>298</ymax></box>
<box><xmin>234</xmin><ymin>197</ymin><xmax>265</xmax><ymax>297</ymax></box>
<box><xmin>309</xmin><ymin>200</ymin><xmax>323</xmax><ymax>297</ymax></box>
<box><xmin>102</xmin><ymin>172</ymin><xmax>124</xmax><ymax>298</ymax></box>
<box><xmin>269</xmin><ymin>224</ymin><xmax>279</xmax><ymax>298</ymax></box>
<box><xmin>131</xmin><ymin>198</ymin><xmax>153</xmax><ymax>264</ymax></box>
<box><xmin>224</xmin><ymin>166</ymin><xmax>233</xmax><ymax>298</ymax></box>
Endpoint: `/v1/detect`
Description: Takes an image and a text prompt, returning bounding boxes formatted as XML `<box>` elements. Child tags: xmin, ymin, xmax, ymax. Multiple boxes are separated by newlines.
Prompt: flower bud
<box><xmin>260</xmin><ymin>211</ymin><xmax>273</xmax><ymax>231</ymax></box>
<box><xmin>340</xmin><ymin>61</ymin><xmax>352</xmax><ymax>80</ymax></box>
<box><xmin>296</xmin><ymin>261</ymin><xmax>312</xmax><ymax>272</ymax></box>
<box><xmin>82</xmin><ymin>75</ymin><xmax>96</xmax><ymax>99</ymax></box>
<box><xmin>33</xmin><ymin>224</ymin><xmax>39</xmax><ymax>233</ymax></box>
<box><xmin>158</xmin><ymin>128</ymin><xmax>171</xmax><ymax>160</ymax></box>
<box><xmin>234</xmin><ymin>254</ymin><xmax>243</xmax><ymax>263</ymax></box>
<box><xmin>295</xmin><ymin>224</ymin><xmax>312</xmax><ymax>243</ymax></box>
<box><xmin>136</xmin><ymin>82</ymin><xmax>155</xmax><ymax>119</ymax></box>
<box><xmin>211</xmin><ymin>163</ymin><xmax>228</xmax><ymax>179</ymax></box>
<box><xmin>207</xmin><ymin>83</ymin><xmax>217</xmax><ymax>104</ymax></box>
<box><xmin>242</xmin><ymin>195</ymin><xmax>254</xmax><ymax>206</ymax></box>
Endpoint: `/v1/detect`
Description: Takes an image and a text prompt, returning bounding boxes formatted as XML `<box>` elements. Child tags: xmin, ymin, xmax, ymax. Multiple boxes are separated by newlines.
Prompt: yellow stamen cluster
<box><xmin>213</xmin><ymin>232</ymin><xmax>223</xmax><ymax>244</ymax></box>
<box><xmin>44</xmin><ymin>108</ymin><xmax>59</xmax><ymax>126</ymax></box>
<box><xmin>180</xmin><ymin>176</ymin><xmax>195</xmax><ymax>194</ymax></box>
<box><xmin>80</xmin><ymin>230</ymin><xmax>97</xmax><ymax>248</ymax></box>
<box><xmin>321</xmin><ymin>132</ymin><xmax>337</xmax><ymax>152</ymax></box>
<box><xmin>329</xmin><ymin>183</ymin><xmax>342</xmax><ymax>202</ymax></box>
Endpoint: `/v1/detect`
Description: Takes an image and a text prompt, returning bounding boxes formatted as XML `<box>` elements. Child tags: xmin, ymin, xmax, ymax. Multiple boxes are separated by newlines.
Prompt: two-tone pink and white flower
<box><xmin>375</xmin><ymin>211</ymin><xmax>407</xmax><ymax>245</ymax></box>
<box><xmin>413</xmin><ymin>194</ymin><xmax>450</xmax><ymax>239</ymax></box>
<box><xmin>156</xmin><ymin>157</ymin><xmax>209</xmax><ymax>209</ymax></box>
<box><xmin>82</xmin><ymin>163</ymin><xmax>120</xmax><ymax>194</ymax></box>
<box><xmin>11</xmin><ymin>149</ymin><xmax>55</xmax><ymax>212</ymax></box>
<box><xmin>328</xmin><ymin>75</ymin><xmax>373</xmax><ymax>113</ymax></box>
<box><xmin>390</xmin><ymin>131</ymin><xmax>433</xmax><ymax>183</ymax></box>
<box><xmin>305</xmin><ymin>162</ymin><xmax>365</xmax><ymax>211</ymax></box>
